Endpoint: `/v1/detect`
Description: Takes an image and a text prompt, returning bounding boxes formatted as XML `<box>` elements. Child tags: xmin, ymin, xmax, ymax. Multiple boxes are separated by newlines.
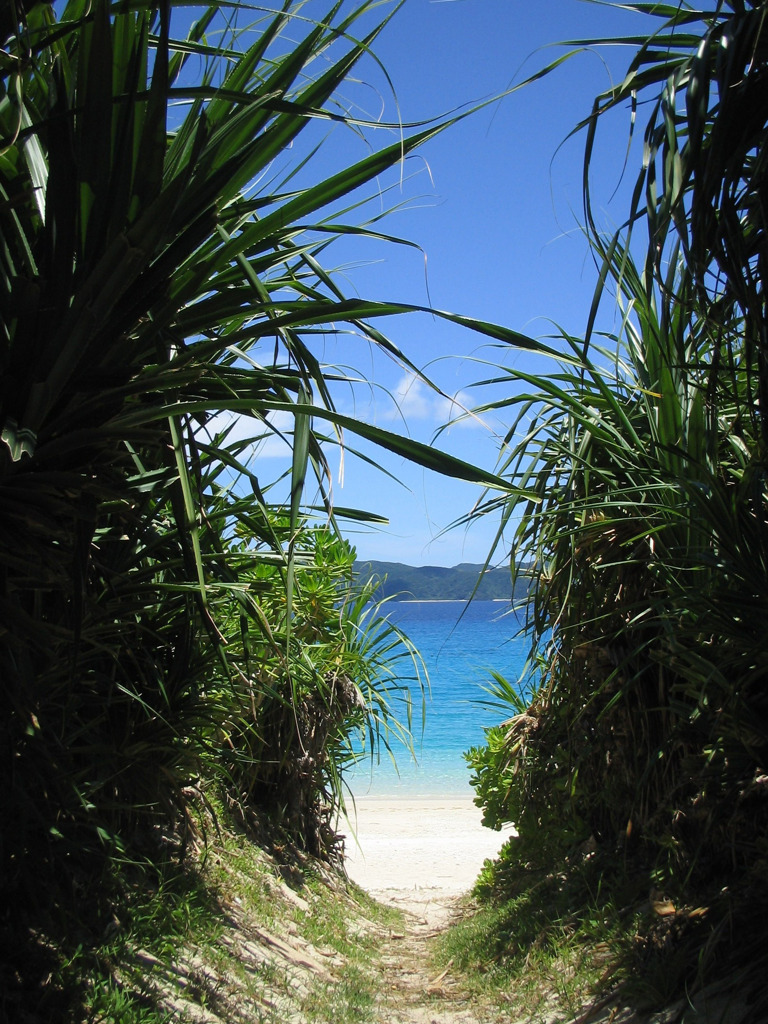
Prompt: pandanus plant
<box><xmin>1</xmin><ymin>0</ymin><xmax>531</xmax><ymax>908</ymax></box>
<box><xmin>467</xmin><ymin>2</ymin><xmax>768</xmax><ymax>1001</ymax></box>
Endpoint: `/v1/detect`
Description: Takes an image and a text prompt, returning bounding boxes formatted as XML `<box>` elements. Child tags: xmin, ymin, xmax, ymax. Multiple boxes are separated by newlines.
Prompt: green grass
<box><xmin>432</xmin><ymin>856</ymin><xmax>635</xmax><ymax>1023</ymax></box>
<box><xmin>293</xmin><ymin>870</ymin><xmax>404</xmax><ymax>1023</ymax></box>
<box><xmin>300</xmin><ymin>962</ymin><xmax>379</xmax><ymax>1024</ymax></box>
<box><xmin>300</xmin><ymin>871</ymin><xmax>403</xmax><ymax>958</ymax></box>
<box><xmin>434</xmin><ymin>837</ymin><xmax>768</xmax><ymax>1022</ymax></box>
<box><xmin>29</xmin><ymin>797</ymin><xmax>402</xmax><ymax>1024</ymax></box>
<box><xmin>41</xmin><ymin>859</ymin><xmax>219</xmax><ymax>1023</ymax></box>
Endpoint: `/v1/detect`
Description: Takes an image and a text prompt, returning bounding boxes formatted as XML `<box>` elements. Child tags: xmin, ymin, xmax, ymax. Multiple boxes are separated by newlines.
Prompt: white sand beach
<box><xmin>342</xmin><ymin>795</ymin><xmax>513</xmax><ymax>900</ymax></box>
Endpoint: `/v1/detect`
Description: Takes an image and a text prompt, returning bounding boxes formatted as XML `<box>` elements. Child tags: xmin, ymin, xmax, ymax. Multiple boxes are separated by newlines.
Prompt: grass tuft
<box><xmin>434</xmin><ymin>851</ymin><xmax>639</xmax><ymax>1022</ymax></box>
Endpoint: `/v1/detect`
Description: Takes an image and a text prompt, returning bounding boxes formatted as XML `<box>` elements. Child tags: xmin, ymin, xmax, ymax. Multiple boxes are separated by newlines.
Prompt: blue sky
<box><xmin>242</xmin><ymin>0</ymin><xmax>652</xmax><ymax>566</ymax></box>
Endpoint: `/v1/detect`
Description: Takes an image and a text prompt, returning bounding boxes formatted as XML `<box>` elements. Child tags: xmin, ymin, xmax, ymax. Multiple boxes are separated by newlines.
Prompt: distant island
<box><xmin>353</xmin><ymin>559</ymin><xmax>531</xmax><ymax>602</ymax></box>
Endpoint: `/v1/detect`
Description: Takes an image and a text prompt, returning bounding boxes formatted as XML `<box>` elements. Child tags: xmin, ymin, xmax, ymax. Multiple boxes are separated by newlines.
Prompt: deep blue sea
<box><xmin>346</xmin><ymin>601</ymin><xmax>534</xmax><ymax>799</ymax></box>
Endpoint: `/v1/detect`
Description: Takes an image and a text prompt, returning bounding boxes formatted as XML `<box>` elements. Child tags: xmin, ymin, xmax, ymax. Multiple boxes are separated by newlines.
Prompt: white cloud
<box><xmin>389</xmin><ymin>373</ymin><xmax>433</xmax><ymax>420</ymax></box>
<box><xmin>378</xmin><ymin>372</ymin><xmax>484</xmax><ymax>431</ymax></box>
<box><xmin>201</xmin><ymin>410</ymin><xmax>294</xmax><ymax>459</ymax></box>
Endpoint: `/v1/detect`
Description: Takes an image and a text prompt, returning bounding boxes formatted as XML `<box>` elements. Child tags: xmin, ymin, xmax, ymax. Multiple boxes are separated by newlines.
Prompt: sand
<box><xmin>341</xmin><ymin>795</ymin><xmax>513</xmax><ymax>902</ymax></box>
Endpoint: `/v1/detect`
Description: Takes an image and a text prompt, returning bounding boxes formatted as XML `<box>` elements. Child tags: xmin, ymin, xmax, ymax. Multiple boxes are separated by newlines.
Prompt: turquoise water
<box><xmin>346</xmin><ymin>601</ymin><xmax>533</xmax><ymax>799</ymax></box>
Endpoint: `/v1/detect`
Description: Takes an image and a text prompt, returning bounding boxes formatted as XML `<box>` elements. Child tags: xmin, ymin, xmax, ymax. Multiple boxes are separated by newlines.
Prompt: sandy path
<box><xmin>343</xmin><ymin>796</ymin><xmax>510</xmax><ymax>898</ymax></box>
<box><xmin>342</xmin><ymin>796</ymin><xmax>515</xmax><ymax>1023</ymax></box>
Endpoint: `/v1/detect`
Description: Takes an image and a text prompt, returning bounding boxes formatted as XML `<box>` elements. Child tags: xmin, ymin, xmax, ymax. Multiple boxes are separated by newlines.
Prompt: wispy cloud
<box><xmin>201</xmin><ymin>410</ymin><xmax>294</xmax><ymax>459</ymax></box>
<box><xmin>379</xmin><ymin>372</ymin><xmax>483</xmax><ymax>430</ymax></box>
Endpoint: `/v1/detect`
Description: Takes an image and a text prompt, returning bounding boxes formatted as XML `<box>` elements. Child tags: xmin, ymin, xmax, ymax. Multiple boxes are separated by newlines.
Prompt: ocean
<box><xmin>346</xmin><ymin>600</ymin><xmax>534</xmax><ymax>799</ymax></box>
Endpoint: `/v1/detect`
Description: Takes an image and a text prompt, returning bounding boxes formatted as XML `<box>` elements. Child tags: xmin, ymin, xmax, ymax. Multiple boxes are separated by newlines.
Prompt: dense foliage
<box><xmin>7</xmin><ymin>0</ymin><xmax>768</xmax><ymax>1017</ymax></box>
<box><xmin>219</xmin><ymin>529</ymin><xmax>425</xmax><ymax>859</ymax></box>
<box><xmin>467</xmin><ymin>1</ymin><xmax>768</xmax><ymax>1012</ymax></box>
<box><xmin>0</xmin><ymin>1</ymin><xmax>519</xmax><ymax>1012</ymax></box>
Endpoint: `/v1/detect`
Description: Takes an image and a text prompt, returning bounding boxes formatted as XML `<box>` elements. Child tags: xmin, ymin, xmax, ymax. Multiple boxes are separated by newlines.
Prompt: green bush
<box><xmin>214</xmin><ymin>524</ymin><xmax>424</xmax><ymax>858</ymax></box>
<box><xmin>465</xmin><ymin>2</ymin><xmax>768</xmax><ymax>1010</ymax></box>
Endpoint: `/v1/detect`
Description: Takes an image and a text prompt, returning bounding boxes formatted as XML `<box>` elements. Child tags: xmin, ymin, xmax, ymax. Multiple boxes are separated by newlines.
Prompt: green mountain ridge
<box><xmin>354</xmin><ymin>559</ymin><xmax>531</xmax><ymax>602</ymax></box>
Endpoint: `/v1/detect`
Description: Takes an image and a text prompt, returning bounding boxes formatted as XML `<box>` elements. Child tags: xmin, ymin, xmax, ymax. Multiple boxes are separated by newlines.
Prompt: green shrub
<box><xmin>214</xmin><ymin>524</ymin><xmax>424</xmax><ymax>859</ymax></box>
